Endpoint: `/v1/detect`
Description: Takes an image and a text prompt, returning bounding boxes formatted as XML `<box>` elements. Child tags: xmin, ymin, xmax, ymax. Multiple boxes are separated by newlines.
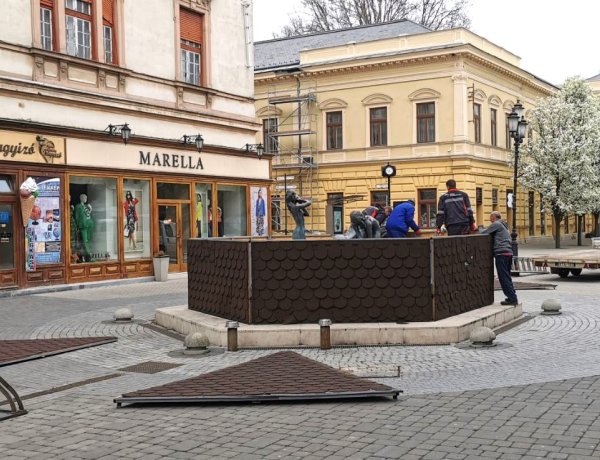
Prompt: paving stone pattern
<box><xmin>1</xmin><ymin>263</ymin><xmax>600</xmax><ymax>458</ymax></box>
<box><xmin>117</xmin><ymin>351</ymin><xmax>399</xmax><ymax>404</ymax></box>
<box><xmin>0</xmin><ymin>337</ymin><xmax>116</xmax><ymax>366</ymax></box>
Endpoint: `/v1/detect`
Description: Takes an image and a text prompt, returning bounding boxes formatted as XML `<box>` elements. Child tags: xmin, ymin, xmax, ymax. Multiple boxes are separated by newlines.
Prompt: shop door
<box><xmin>0</xmin><ymin>203</ymin><xmax>17</xmax><ymax>288</ymax></box>
<box><xmin>157</xmin><ymin>203</ymin><xmax>191</xmax><ymax>272</ymax></box>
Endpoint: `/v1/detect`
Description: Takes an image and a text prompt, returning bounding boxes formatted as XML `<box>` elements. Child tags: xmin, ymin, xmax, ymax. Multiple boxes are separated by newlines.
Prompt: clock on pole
<box><xmin>381</xmin><ymin>163</ymin><xmax>396</xmax><ymax>206</ymax></box>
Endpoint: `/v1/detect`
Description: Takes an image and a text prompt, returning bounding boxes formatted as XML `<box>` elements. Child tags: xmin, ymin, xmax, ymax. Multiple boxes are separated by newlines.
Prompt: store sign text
<box><xmin>139</xmin><ymin>151</ymin><xmax>204</xmax><ymax>170</ymax></box>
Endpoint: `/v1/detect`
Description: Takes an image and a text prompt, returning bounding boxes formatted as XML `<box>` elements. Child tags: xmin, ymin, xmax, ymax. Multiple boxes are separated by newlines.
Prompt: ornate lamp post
<box><xmin>507</xmin><ymin>100</ymin><xmax>528</xmax><ymax>257</ymax></box>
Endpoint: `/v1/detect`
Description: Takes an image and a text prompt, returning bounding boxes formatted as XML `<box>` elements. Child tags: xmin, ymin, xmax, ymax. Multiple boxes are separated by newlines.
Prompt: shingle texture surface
<box><xmin>188</xmin><ymin>237</ymin><xmax>494</xmax><ymax>324</ymax></box>
<box><xmin>117</xmin><ymin>351</ymin><xmax>399</xmax><ymax>403</ymax></box>
<box><xmin>255</xmin><ymin>19</ymin><xmax>430</xmax><ymax>71</ymax></box>
<box><xmin>0</xmin><ymin>337</ymin><xmax>116</xmax><ymax>366</ymax></box>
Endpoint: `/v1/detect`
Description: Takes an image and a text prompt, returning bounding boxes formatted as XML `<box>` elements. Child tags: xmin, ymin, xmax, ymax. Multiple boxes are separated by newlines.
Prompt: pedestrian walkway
<box><xmin>1</xmin><ymin>240</ymin><xmax>600</xmax><ymax>458</ymax></box>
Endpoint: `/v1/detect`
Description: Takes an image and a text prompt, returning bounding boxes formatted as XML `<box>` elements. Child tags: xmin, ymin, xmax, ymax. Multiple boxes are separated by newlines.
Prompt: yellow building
<box><xmin>254</xmin><ymin>20</ymin><xmax>558</xmax><ymax>238</ymax></box>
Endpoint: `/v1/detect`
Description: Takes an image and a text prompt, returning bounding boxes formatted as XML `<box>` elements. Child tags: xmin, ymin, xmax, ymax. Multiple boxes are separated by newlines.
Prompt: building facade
<box><xmin>254</xmin><ymin>21</ymin><xmax>559</xmax><ymax>238</ymax></box>
<box><xmin>0</xmin><ymin>0</ymin><xmax>271</xmax><ymax>290</ymax></box>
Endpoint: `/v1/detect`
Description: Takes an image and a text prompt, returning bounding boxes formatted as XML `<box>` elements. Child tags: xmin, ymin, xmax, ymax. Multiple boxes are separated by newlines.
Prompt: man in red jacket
<box><xmin>435</xmin><ymin>179</ymin><xmax>476</xmax><ymax>236</ymax></box>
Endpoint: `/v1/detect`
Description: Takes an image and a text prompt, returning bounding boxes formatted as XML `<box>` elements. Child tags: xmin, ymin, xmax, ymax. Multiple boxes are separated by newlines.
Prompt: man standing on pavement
<box><xmin>386</xmin><ymin>199</ymin><xmax>422</xmax><ymax>238</ymax></box>
<box><xmin>479</xmin><ymin>211</ymin><xmax>518</xmax><ymax>305</ymax></box>
<box><xmin>436</xmin><ymin>179</ymin><xmax>476</xmax><ymax>236</ymax></box>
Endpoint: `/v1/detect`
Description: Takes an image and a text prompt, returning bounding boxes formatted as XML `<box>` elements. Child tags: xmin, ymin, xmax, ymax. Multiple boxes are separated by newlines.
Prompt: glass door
<box><xmin>157</xmin><ymin>203</ymin><xmax>190</xmax><ymax>272</ymax></box>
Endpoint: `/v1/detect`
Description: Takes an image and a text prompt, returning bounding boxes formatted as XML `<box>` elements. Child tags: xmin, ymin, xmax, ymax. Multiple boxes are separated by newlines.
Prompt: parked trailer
<box><xmin>532</xmin><ymin>249</ymin><xmax>600</xmax><ymax>278</ymax></box>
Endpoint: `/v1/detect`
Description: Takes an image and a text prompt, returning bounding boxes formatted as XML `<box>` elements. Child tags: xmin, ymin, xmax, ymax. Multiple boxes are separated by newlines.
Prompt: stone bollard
<box><xmin>113</xmin><ymin>308</ymin><xmax>134</xmax><ymax>322</ymax></box>
<box><xmin>226</xmin><ymin>321</ymin><xmax>239</xmax><ymax>352</ymax></box>
<box><xmin>541</xmin><ymin>299</ymin><xmax>562</xmax><ymax>315</ymax></box>
<box><xmin>183</xmin><ymin>332</ymin><xmax>209</xmax><ymax>355</ymax></box>
<box><xmin>469</xmin><ymin>326</ymin><xmax>496</xmax><ymax>347</ymax></box>
<box><xmin>319</xmin><ymin>319</ymin><xmax>332</xmax><ymax>350</ymax></box>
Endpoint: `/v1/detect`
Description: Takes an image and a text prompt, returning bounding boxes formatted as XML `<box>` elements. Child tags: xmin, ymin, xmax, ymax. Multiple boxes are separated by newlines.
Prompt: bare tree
<box><xmin>276</xmin><ymin>0</ymin><xmax>471</xmax><ymax>37</ymax></box>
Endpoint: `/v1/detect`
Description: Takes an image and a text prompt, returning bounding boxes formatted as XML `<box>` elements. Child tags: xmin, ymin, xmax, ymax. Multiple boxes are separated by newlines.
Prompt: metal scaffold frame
<box><xmin>266</xmin><ymin>78</ymin><xmax>319</xmax><ymax>235</ymax></box>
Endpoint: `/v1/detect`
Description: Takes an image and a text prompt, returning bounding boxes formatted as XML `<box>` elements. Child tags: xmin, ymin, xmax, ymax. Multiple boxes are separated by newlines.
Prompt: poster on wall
<box><xmin>24</xmin><ymin>177</ymin><xmax>61</xmax><ymax>271</ymax></box>
<box><xmin>123</xmin><ymin>189</ymin><xmax>143</xmax><ymax>254</ymax></box>
<box><xmin>250</xmin><ymin>186</ymin><xmax>268</xmax><ymax>237</ymax></box>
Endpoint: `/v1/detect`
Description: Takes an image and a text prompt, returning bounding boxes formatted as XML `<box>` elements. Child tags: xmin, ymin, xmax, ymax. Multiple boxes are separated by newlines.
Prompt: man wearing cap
<box><xmin>386</xmin><ymin>199</ymin><xmax>422</xmax><ymax>238</ymax></box>
<box><xmin>436</xmin><ymin>179</ymin><xmax>476</xmax><ymax>236</ymax></box>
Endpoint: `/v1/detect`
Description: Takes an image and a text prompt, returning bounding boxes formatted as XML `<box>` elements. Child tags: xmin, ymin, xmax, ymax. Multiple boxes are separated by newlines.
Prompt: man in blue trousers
<box><xmin>386</xmin><ymin>199</ymin><xmax>422</xmax><ymax>238</ymax></box>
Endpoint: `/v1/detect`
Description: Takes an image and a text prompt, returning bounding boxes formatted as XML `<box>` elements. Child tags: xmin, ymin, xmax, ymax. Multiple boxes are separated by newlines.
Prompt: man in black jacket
<box><xmin>436</xmin><ymin>179</ymin><xmax>476</xmax><ymax>236</ymax></box>
<box><xmin>479</xmin><ymin>211</ymin><xmax>518</xmax><ymax>305</ymax></box>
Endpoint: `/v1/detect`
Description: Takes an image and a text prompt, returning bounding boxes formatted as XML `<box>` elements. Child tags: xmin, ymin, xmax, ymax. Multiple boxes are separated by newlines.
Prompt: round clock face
<box><xmin>384</xmin><ymin>166</ymin><xmax>394</xmax><ymax>176</ymax></box>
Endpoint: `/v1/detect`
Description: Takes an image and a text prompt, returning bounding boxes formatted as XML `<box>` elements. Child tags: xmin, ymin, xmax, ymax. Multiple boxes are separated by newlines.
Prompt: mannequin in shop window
<box><xmin>123</xmin><ymin>191</ymin><xmax>139</xmax><ymax>250</ymax></box>
<box><xmin>74</xmin><ymin>193</ymin><xmax>94</xmax><ymax>262</ymax></box>
<box><xmin>195</xmin><ymin>194</ymin><xmax>203</xmax><ymax>237</ymax></box>
<box><xmin>255</xmin><ymin>188</ymin><xmax>266</xmax><ymax>236</ymax></box>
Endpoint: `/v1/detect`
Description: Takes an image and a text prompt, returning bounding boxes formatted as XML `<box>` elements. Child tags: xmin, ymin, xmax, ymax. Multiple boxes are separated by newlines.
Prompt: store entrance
<box><xmin>157</xmin><ymin>203</ymin><xmax>190</xmax><ymax>272</ymax></box>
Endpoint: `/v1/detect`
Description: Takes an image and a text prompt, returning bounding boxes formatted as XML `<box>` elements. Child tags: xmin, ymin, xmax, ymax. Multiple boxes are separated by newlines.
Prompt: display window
<box><xmin>69</xmin><ymin>176</ymin><xmax>117</xmax><ymax>263</ymax></box>
<box><xmin>194</xmin><ymin>183</ymin><xmax>212</xmax><ymax>238</ymax></box>
<box><xmin>24</xmin><ymin>176</ymin><xmax>62</xmax><ymax>271</ymax></box>
<box><xmin>123</xmin><ymin>179</ymin><xmax>150</xmax><ymax>259</ymax></box>
<box><xmin>0</xmin><ymin>203</ymin><xmax>15</xmax><ymax>270</ymax></box>
<box><xmin>216</xmin><ymin>184</ymin><xmax>247</xmax><ymax>237</ymax></box>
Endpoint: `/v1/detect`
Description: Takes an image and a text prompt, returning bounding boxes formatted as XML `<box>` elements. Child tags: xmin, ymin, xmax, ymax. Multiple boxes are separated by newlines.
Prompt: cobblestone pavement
<box><xmin>2</xmin><ymin>241</ymin><xmax>600</xmax><ymax>459</ymax></box>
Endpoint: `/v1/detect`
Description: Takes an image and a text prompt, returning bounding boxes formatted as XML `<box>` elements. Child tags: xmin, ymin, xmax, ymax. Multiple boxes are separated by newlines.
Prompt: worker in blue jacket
<box><xmin>386</xmin><ymin>199</ymin><xmax>422</xmax><ymax>238</ymax></box>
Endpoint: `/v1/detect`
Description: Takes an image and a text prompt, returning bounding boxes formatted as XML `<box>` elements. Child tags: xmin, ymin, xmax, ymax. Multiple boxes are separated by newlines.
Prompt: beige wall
<box><xmin>0</xmin><ymin>0</ymin><xmax>32</xmax><ymax>47</ymax></box>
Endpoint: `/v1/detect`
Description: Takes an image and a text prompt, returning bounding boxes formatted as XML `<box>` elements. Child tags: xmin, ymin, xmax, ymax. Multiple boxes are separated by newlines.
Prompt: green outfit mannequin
<box><xmin>74</xmin><ymin>193</ymin><xmax>94</xmax><ymax>261</ymax></box>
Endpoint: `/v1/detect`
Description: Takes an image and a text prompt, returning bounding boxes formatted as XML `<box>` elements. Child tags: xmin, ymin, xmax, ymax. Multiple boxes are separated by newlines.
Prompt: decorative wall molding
<box><xmin>408</xmin><ymin>88</ymin><xmax>441</xmax><ymax>101</ymax></box>
<box><xmin>361</xmin><ymin>93</ymin><xmax>393</xmax><ymax>106</ymax></box>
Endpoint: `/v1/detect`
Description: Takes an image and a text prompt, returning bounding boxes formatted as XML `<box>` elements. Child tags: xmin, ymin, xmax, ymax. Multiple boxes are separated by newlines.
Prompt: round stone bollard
<box><xmin>541</xmin><ymin>299</ymin><xmax>562</xmax><ymax>315</ymax></box>
<box><xmin>113</xmin><ymin>308</ymin><xmax>134</xmax><ymax>322</ymax></box>
<box><xmin>469</xmin><ymin>326</ymin><xmax>496</xmax><ymax>347</ymax></box>
<box><xmin>183</xmin><ymin>332</ymin><xmax>209</xmax><ymax>355</ymax></box>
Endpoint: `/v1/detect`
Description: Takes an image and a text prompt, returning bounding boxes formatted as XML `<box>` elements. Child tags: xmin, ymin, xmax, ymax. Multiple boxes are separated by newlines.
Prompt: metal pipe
<box><xmin>226</xmin><ymin>321</ymin><xmax>239</xmax><ymax>352</ymax></box>
<box><xmin>319</xmin><ymin>319</ymin><xmax>332</xmax><ymax>349</ymax></box>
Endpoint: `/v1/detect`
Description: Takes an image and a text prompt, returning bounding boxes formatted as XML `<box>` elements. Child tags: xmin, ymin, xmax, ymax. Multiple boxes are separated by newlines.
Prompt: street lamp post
<box><xmin>507</xmin><ymin>100</ymin><xmax>528</xmax><ymax>258</ymax></box>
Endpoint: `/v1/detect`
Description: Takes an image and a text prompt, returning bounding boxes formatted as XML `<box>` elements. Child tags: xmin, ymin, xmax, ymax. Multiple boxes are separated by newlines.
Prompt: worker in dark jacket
<box><xmin>479</xmin><ymin>211</ymin><xmax>518</xmax><ymax>305</ymax></box>
<box><xmin>435</xmin><ymin>179</ymin><xmax>476</xmax><ymax>236</ymax></box>
<box><xmin>386</xmin><ymin>199</ymin><xmax>422</xmax><ymax>238</ymax></box>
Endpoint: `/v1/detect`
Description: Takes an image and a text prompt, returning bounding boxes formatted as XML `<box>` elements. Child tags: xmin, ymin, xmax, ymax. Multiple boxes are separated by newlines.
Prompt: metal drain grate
<box><xmin>118</xmin><ymin>361</ymin><xmax>181</xmax><ymax>374</ymax></box>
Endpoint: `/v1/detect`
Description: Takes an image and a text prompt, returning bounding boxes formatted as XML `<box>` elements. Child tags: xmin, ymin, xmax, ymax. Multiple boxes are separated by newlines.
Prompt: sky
<box><xmin>252</xmin><ymin>0</ymin><xmax>600</xmax><ymax>86</ymax></box>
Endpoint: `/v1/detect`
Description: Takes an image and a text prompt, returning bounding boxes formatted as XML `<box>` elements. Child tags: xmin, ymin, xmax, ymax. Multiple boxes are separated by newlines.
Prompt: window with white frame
<box><xmin>40</xmin><ymin>7</ymin><xmax>53</xmax><ymax>50</ymax></box>
<box><xmin>65</xmin><ymin>0</ymin><xmax>92</xmax><ymax>59</ymax></box>
<box><xmin>180</xmin><ymin>8</ymin><xmax>203</xmax><ymax>85</ymax></box>
<box><xmin>103</xmin><ymin>26</ymin><xmax>113</xmax><ymax>63</ymax></box>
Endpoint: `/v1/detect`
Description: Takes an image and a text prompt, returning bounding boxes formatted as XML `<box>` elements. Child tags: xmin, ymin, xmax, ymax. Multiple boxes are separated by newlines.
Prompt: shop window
<box><xmin>326</xmin><ymin>111</ymin><xmax>343</xmax><ymax>150</ymax></box>
<box><xmin>216</xmin><ymin>185</ymin><xmax>247</xmax><ymax>237</ymax></box>
<box><xmin>328</xmin><ymin>193</ymin><xmax>344</xmax><ymax>235</ymax></box>
<box><xmin>416</xmin><ymin>102</ymin><xmax>435</xmax><ymax>143</ymax></box>
<box><xmin>69</xmin><ymin>176</ymin><xmax>117</xmax><ymax>263</ymax></box>
<box><xmin>157</xmin><ymin>182</ymin><xmax>189</xmax><ymax>200</ymax></box>
<box><xmin>123</xmin><ymin>179</ymin><xmax>150</xmax><ymax>259</ymax></box>
<box><xmin>0</xmin><ymin>204</ymin><xmax>15</xmax><ymax>270</ymax></box>
<box><xmin>418</xmin><ymin>188</ymin><xmax>437</xmax><ymax>228</ymax></box>
<box><xmin>473</xmin><ymin>103</ymin><xmax>481</xmax><ymax>143</ymax></box>
<box><xmin>25</xmin><ymin>177</ymin><xmax>62</xmax><ymax>271</ymax></box>
<box><xmin>370</xmin><ymin>107</ymin><xmax>387</xmax><ymax>146</ymax></box>
<box><xmin>194</xmin><ymin>183</ymin><xmax>212</xmax><ymax>237</ymax></box>
<box><xmin>180</xmin><ymin>7</ymin><xmax>203</xmax><ymax>85</ymax></box>
<box><xmin>0</xmin><ymin>175</ymin><xmax>15</xmax><ymax>193</ymax></box>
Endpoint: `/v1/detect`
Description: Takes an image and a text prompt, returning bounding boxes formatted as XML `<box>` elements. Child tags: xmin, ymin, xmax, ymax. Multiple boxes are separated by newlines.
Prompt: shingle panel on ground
<box><xmin>115</xmin><ymin>351</ymin><xmax>400</xmax><ymax>406</ymax></box>
<box><xmin>0</xmin><ymin>337</ymin><xmax>117</xmax><ymax>366</ymax></box>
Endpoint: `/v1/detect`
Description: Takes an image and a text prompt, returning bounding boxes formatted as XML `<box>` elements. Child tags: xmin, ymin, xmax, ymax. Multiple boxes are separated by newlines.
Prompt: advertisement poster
<box><xmin>25</xmin><ymin>177</ymin><xmax>61</xmax><ymax>271</ymax></box>
<box><xmin>123</xmin><ymin>189</ymin><xmax>142</xmax><ymax>253</ymax></box>
<box><xmin>250</xmin><ymin>186</ymin><xmax>268</xmax><ymax>237</ymax></box>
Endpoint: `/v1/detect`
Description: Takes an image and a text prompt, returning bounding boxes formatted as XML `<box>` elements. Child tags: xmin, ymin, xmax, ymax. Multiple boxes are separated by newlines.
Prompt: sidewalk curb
<box><xmin>0</xmin><ymin>273</ymin><xmax>187</xmax><ymax>299</ymax></box>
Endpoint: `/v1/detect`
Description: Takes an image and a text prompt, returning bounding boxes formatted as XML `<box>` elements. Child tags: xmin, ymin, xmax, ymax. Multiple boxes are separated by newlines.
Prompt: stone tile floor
<box><xmin>1</xmin><ymin>241</ymin><xmax>600</xmax><ymax>459</ymax></box>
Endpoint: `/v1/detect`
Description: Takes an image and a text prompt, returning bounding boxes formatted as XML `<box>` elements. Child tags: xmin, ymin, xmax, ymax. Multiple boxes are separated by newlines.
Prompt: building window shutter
<box><xmin>180</xmin><ymin>8</ymin><xmax>203</xmax><ymax>45</ymax></box>
<box><xmin>41</xmin><ymin>0</ymin><xmax>54</xmax><ymax>7</ymax></box>
<box><xmin>102</xmin><ymin>0</ymin><xmax>114</xmax><ymax>25</ymax></box>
